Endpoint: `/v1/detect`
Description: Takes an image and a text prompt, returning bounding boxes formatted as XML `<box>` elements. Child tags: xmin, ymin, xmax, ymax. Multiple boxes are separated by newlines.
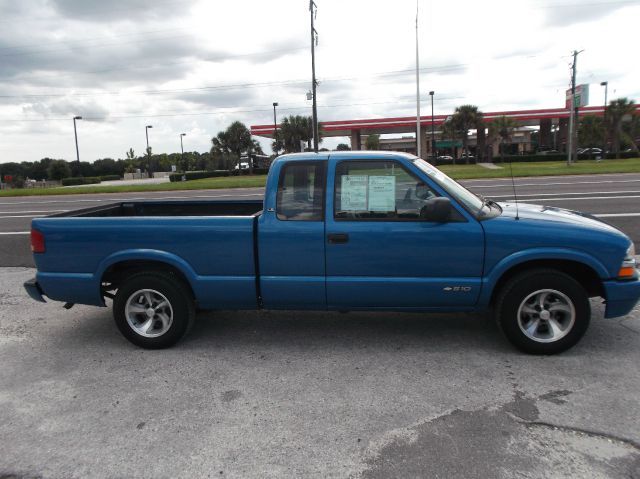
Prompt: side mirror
<box><xmin>420</xmin><ymin>197</ymin><xmax>452</xmax><ymax>223</ymax></box>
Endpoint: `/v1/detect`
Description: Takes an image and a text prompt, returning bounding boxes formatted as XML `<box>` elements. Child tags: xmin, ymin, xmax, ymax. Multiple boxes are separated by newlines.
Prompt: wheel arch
<box><xmin>98</xmin><ymin>251</ymin><xmax>197</xmax><ymax>303</ymax></box>
<box><xmin>487</xmin><ymin>258</ymin><xmax>605</xmax><ymax>308</ymax></box>
<box><xmin>481</xmin><ymin>248</ymin><xmax>609</xmax><ymax>309</ymax></box>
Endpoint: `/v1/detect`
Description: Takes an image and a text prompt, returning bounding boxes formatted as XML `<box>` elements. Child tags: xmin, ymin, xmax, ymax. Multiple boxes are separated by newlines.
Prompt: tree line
<box><xmin>1</xmin><ymin>100</ymin><xmax>637</xmax><ymax>185</ymax></box>
<box><xmin>441</xmin><ymin>97</ymin><xmax>638</xmax><ymax>163</ymax></box>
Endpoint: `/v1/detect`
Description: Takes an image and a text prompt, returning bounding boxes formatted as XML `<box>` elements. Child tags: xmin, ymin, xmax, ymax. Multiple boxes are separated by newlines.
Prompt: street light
<box><xmin>429</xmin><ymin>91</ymin><xmax>435</xmax><ymax>159</ymax></box>
<box><xmin>145</xmin><ymin>125</ymin><xmax>153</xmax><ymax>176</ymax></box>
<box><xmin>273</xmin><ymin>102</ymin><xmax>279</xmax><ymax>154</ymax></box>
<box><xmin>309</xmin><ymin>0</ymin><xmax>319</xmax><ymax>152</ymax></box>
<box><xmin>600</xmin><ymin>81</ymin><xmax>608</xmax><ymax>158</ymax></box>
<box><xmin>180</xmin><ymin>133</ymin><xmax>186</xmax><ymax>171</ymax></box>
<box><xmin>73</xmin><ymin>116</ymin><xmax>82</xmax><ymax>175</ymax></box>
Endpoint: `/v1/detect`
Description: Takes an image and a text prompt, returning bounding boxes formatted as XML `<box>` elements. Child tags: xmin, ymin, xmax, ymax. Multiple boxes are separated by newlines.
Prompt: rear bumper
<box><xmin>24</xmin><ymin>278</ymin><xmax>46</xmax><ymax>303</ymax></box>
<box><xmin>603</xmin><ymin>277</ymin><xmax>640</xmax><ymax>318</ymax></box>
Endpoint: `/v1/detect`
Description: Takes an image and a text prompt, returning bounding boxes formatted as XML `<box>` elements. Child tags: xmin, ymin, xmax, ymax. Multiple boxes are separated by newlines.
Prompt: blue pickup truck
<box><xmin>24</xmin><ymin>152</ymin><xmax>639</xmax><ymax>354</ymax></box>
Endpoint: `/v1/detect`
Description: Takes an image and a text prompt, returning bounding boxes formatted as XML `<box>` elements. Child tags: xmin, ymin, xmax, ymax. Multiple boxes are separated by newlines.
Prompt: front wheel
<box><xmin>495</xmin><ymin>269</ymin><xmax>591</xmax><ymax>354</ymax></box>
<box><xmin>113</xmin><ymin>272</ymin><xmax>195</xmax><ymax>349</ymax></box>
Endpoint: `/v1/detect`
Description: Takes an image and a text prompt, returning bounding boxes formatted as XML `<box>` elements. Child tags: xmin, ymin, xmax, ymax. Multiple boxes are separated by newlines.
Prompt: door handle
<box><xmin>328</xmin><ymin>233</ymin><xmax>349</xmax><ymax>244</ymax></box>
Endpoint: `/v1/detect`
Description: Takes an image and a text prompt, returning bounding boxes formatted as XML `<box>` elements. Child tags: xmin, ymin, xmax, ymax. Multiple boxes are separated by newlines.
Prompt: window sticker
<box><xmin>340</xmin><ymin>175</ymin><xmax>368</xmax><ymax>211</ymax></box>
<box><xmin>368</xmin><ymin>176</ymin><xmax>396</xmax><ymax>211</ymax></box>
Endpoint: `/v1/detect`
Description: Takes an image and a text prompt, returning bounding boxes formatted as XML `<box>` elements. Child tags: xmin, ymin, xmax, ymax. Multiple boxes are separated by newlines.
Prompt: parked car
<box><xmin>234</xmin><ymin>162</ymin><xmax>250</xmax><ymax>170</ymax></box>
<box><xmin>582</xmin><ymin>147</ymin><xmax>603</xmax><ymax>155</ymax></box>
<box><xmin>436</xmin><ymin>155</ymin><xmax>454</xmax><ymax>165</ymax></box>
<box><xmin>25</xmin><ymin>152</ymin><xmax>639</xmax><ymax>354</ymax></box>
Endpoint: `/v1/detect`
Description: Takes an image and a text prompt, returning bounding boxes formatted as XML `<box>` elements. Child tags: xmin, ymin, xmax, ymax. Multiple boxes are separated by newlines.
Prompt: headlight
<box><xmin>618</xmin><ymin>243</ymin><xmax>637</xmax><ymax>279</ymax></box>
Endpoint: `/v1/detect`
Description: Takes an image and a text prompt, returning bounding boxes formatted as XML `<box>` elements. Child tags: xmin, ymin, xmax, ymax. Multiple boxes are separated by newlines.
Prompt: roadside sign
<box><xmin>566</xmin><ymin>84</ymin><xmax>589</xmax><ymax>109</ymax></box>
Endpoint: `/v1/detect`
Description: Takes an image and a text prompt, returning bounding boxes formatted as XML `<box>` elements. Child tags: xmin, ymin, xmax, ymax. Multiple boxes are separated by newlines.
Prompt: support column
<box><xmin>419</xmin><ymin>128</ymin><xmax>429</xmax><ymax>159</ymax></box>
<box><xmin>539</xmin><ymin>118</ymin><xmax>552</xmax><ymax>150</ymax></box>
<box><xmin>558</xmin><ymin>118</ymin><xmax>569</xmax><ymax>152</ymax></box>
<box><xmin>350</xmin><ymin>129</ymin><xmax>362</xmax><ymax>150</ymax></box>
<box><xmin>476</xmin><ymin>125</ymin><xmax>486</xmax><ymax>162</ymax></box>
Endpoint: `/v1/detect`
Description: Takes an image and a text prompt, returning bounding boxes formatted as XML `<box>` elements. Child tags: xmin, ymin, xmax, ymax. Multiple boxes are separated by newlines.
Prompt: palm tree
<box><xmin>489</xmin><ymin>116</ymin><xmax>517</xmax><ymax>162</ymax></box>
<box><xmin>441</xmin><ymin>118</ymin><xmax>462</xmax><ymax>164</ymax></box>
<box><xmin>211</xmin><ymin>121</ymin><xmax>253</xmax><ymax>172</ymax></box>
<box><xmin>606</xmin><ymin>98</ymin><xmax>636</xmax><ymax>158</ymax></box>
<box><xmin>578</xmin><ymin>116</ymin><xmax>605</xmax><ymax>149</ymax></box>
<box><xmin>276</xmin><ymin>115</ymin><xmax>322</xmax><ymax>153</ymax></box>
<box><xmin>365</xmin><ymin>134</ymin><xmax>380</xmax><ymax>150</ymax></box>
<box><xmin>451</xmin><ymin>105</ymin><xmax>483</xmax><ymax>163</ymax></box>
<box><xmin>622</xmin><ymin>114</ymin><xmax>640</xmax><ymax>154</ymax></box>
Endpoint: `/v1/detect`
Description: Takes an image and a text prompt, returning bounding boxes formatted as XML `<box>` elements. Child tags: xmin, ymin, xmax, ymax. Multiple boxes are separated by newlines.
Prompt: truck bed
<box><xmin>50</xmin><ymin>200</ymin><xmax>264</xmax><ymax>218</ymax></box>
<box><xmin>31</xmin><ymin>200</ymin><xmax>264</xmax><ymax>309</ymax></box>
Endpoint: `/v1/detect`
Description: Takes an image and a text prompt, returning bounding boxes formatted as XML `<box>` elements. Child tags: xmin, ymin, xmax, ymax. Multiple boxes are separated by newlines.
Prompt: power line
<box><xmin>0</xmin><ymin>63</ymin><xmax>469</xmax><ymax>99</ymax></box>
<box><xmin>0</xmin><ymin>96</ymin><xmax>465</xmax><ymax>123</ymax></box>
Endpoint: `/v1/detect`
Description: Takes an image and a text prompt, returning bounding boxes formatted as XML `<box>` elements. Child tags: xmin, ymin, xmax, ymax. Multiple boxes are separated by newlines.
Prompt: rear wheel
<box><xmin>113</xmin><ymin>272</ymin><xmax>195</xmax><ymax>349</ymax></box>
<box><xmin>495</xmin><ymin>269</ymin><xmax>590</xmax><ymax>354</ymax></box>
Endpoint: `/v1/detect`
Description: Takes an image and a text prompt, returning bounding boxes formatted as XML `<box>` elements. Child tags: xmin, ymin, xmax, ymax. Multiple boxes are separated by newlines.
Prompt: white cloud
<box><xmin>0</xmin><ymin>0</ymin><xmax>638</xmax><ymax>163</ymax></box>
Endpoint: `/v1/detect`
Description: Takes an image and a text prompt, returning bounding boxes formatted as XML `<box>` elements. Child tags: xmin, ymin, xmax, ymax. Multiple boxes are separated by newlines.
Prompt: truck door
<box><xmin>258</xmin><ymin>160</ymin><xmax>327</xmax><ymax>309</ymax></box>
<box><xmin>325</xmin><ymin>157</ymin><xmax>484</xmax><ymax>310</ymax></box>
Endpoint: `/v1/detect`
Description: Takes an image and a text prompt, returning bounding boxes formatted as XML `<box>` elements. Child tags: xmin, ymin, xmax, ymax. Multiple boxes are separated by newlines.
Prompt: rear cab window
<box><xmin>276</xmin><ymin>161</ymin><xmax>326</xmax><ymax>221</ymax></box>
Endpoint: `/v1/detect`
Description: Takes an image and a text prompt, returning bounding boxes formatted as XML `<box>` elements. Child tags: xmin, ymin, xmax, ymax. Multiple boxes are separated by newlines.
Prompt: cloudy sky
<box><xmin>0</xmin><ymin>0</ymin><xmax>638</xmax><ymax>164</ymax></box>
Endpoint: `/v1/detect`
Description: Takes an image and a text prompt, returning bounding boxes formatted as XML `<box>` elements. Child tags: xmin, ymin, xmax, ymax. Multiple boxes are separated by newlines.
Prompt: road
<box><xmin>0</xmin><ymin>172</ymin><xmax>638</xmax><ymax>267</ymax></box>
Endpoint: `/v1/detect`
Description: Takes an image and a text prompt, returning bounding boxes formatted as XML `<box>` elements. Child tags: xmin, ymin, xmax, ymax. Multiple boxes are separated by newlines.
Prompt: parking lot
<box><xmin>1</xmin><ymin>173</ymin><xmax>640</xmax><ymax>478</ymax></box>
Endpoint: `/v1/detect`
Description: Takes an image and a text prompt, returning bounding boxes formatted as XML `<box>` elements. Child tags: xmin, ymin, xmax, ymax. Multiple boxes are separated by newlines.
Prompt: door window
<box><xmin>334</xmin><ymin>161</ymin><xmax>437</xmax><ymax>220</ymax></box>
<box><xmin>276</xmin><ymin>162</ymin><xmax>326</xmax><ymax>221</ymax></box>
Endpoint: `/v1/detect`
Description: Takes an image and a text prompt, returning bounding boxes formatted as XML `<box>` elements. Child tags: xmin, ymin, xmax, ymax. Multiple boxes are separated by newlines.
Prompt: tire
<box><xmin>113</xmin><ymin>271</ymin><xmax>195</xmax><ymax>349</ymax></box>
<box><xmin>495</xmin><ymin>269</ymin><xmax>590</xmax><ymax>354</ymax></box>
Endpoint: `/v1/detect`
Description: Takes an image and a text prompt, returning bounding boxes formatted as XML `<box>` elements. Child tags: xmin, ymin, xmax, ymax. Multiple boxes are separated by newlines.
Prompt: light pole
<box><xmin>180</xmin><ymin>133</ymin><xmax>186</xmax><ymax>171</ymax></box>
<box><xmin>309</xmin><ymin>0</ymin><xmax>319</xmax><ymax>152</ymax></box>
<box><xmin>145</xmin><ymin>125</ymin><xmax>153</xmax><ymax>176</ymax></box>
<box><xmin>429</xmin><ymin>91</ymin><xmax>435</xmax><ymax>159</ymax></box>
<box><xmin>73</xmin><ymin>116</ymin><xmax>82</xmax><ymax>175</ymax></box>
<box><xmin>415</xmin><ymin>1</ymin><xmax>421</xmax><ymax>158</ymax></box>
<box><xmin>273</xmin><ymin>102</ymin><xmax>279</xmax><ymax>154</ymax></box>
<box><xmin>600</xmin><ymin>81</ymin><xmax>608</xmax><ymax>158</ymax></box>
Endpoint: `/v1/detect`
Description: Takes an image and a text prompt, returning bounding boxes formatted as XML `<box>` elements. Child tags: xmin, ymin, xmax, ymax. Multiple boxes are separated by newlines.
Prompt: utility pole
<box><xmin>145</xmin><ymin>125</ymin><xmax>153</xmax><ymax>176</ymax></box>
<box><xmin>73</xmin><ymin>116</ymin><xmax>82</xmax><ymax>176</ymax></box>
<box><xmin>600</xmin><ymin>81</ymin><xmax>608</xmax><ymax>158</ymax></box>
<box><xmin>180</xmin><ymin>133</ymin><xmax>186</xmax><ymax>171</ymax></box>
<box><xmin>415</xmin><ymin>0</ymin><xmax>421</xmax><ymax>158</ymax></box>
<box><xmin>429</xmin><ymin>91</ymin><xmax>435</xmax><ymax>159</ymax></box>
<box><xmin>309</xmin><ymin>1</ymin><xmax>319</xmax><ymax>152</ymax></box>
<box><xmin>567</xmin><ymin>49</ymin><xmax>583</xmax><ymax>165</ymax></box>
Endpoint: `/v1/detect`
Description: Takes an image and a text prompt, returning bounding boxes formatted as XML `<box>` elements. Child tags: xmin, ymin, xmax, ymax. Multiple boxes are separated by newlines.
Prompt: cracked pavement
<box><xmin>1</xmin><ymin>267</ymin><xmax>639</xmax><ymax>478</ymax></box>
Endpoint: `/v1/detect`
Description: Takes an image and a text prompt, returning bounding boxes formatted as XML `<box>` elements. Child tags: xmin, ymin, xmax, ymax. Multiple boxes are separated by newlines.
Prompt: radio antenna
<box><xmin>509</xmin><ymin>155</ymin><xmax>519</xmax><ymax>220</ymax></box>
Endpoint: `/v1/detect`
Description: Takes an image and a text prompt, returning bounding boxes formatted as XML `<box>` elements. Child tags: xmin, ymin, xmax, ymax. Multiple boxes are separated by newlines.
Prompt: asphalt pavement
<box><xmin>1</xmin><ymin>268</ymin><xmax>639</xmax><ymax>478</ymax></box>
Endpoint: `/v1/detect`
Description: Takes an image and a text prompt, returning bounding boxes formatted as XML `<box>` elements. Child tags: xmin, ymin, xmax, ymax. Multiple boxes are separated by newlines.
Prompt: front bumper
<box><xmin>24</xmin><ymin>277</ymin><xmax>46</xmax><ymax>303</ymax></box>
<box><xmin>603</xmin><ymin>277</ymin><xmax>640</xmax><ymax>318</ymax></box>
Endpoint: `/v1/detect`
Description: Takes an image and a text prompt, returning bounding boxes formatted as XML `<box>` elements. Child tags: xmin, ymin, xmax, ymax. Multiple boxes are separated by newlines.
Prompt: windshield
<box><xmin>412</xmin><ymin>158</ymin><xmax>484</xmax><ymax>214</ymax></box>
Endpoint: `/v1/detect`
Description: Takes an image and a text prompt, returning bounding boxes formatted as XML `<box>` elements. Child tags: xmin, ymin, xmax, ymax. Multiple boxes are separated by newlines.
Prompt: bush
<box><xmin>61</xmin><ymin>176</ymin><xmax>101</xmax><ymax>186</ymax></box>
<box><xmin>99</xmin><ymin>175</ymin><xmax>121</xmax><ymax>181</ymax></box>
<box><xmin>169</xmin><ymin>168</ymin><xmax>269</xmax><ymax>182</ymax></box>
